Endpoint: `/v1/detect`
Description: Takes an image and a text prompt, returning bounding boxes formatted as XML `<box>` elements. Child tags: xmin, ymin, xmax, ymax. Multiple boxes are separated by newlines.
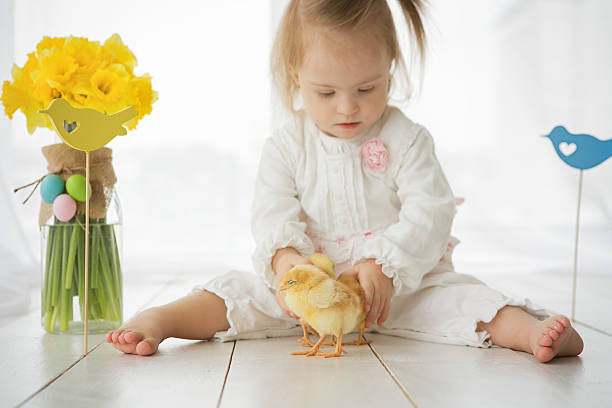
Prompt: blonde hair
<box><xmin>271</xmin><ymin>0</ymin><xmax>427</xmax><ymax>112</ymax></box>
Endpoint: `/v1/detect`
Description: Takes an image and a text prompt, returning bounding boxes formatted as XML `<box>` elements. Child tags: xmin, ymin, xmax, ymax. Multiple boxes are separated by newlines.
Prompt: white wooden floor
<box><xmin>1</xmin><ymin>226</ymin><xmax>611</xmax><ymax>408</ymax></box>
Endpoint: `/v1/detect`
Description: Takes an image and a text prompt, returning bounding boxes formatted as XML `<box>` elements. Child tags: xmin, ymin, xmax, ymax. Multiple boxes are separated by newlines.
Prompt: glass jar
<box><xmin>41</xmin><ymin>188</ymin><xmax>123</xmax><ymax>334</ymax></box>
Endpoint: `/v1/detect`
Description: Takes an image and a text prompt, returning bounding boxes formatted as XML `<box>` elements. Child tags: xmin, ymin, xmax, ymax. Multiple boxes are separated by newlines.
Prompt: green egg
<box><xmin>65</xmin><ymin>174</ymin><xmax>92</xmax><ymax>202</ymax></box>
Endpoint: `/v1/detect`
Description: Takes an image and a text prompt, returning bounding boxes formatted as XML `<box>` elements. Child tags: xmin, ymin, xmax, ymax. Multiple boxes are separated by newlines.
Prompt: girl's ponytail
<box><xmin>396</xmin><ymin>0</ymin><xmax>427</xmax><ymax>65</ymax></box>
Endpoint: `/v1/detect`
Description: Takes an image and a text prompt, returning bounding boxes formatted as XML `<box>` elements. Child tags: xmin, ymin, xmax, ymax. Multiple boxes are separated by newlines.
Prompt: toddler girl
<box><xmin>106</xmin><ymin>0</ymin><xmax>583</xmax><ymax>362</ymax></box>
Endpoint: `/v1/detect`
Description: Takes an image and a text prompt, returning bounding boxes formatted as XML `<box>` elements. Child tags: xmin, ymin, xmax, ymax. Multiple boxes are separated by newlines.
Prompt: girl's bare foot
<box><xmin>529</xmin><ymin>315</ymin><xmax>584</xmax><ymax>363</ymax></box>
<box><xmin>105</xmin><ymin>307</ymin><xmax>167</xmax><ymax>356</ymax></box>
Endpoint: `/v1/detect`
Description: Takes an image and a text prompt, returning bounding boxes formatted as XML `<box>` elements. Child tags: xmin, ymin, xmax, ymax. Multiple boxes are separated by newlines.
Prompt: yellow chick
<box><xmin>39</xmin><ymin>98</ymin><xmax>138</xmax><ymax>152</ymax></box>
<box><xmin>337</xmin><ymin>274</ymin><xmax>371</xmax><ymax>346</ymax></box>
<box><xmin>279</xmin><ymin>264</ymin><xmax>367</xmax><ymax>358</ymax></box>
<box><xmin>294</xmin><ymin>253</ymin><xmax>338</xmax><ymax>347</ymax></box>
<box><xmin>308</xmin><ymin>253</ymin><xmax>336</xmax><ymax>278</ymax></box>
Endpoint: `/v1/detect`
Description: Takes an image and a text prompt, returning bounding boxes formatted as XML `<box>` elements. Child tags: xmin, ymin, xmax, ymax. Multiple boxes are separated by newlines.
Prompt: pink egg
<box><xmin>53</xmin><ymin>194</ymin><xmax>77</xmax><ymax>222</ymax></box>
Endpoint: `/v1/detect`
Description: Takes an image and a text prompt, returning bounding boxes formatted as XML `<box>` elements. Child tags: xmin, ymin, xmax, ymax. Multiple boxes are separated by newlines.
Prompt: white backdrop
<box><xmin>1</xmin><ymin>1</ymin><xmax>611</xmax><ymax>311</ymax></box>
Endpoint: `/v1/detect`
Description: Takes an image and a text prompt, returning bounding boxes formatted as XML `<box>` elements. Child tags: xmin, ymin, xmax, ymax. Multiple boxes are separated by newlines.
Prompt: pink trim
<box><xmin>364</xmin><ymin>232</ymin><xmax>372</xmax><ymax>237</ymax></box>
<box><xmin>337</xmin><ymin>238</ymin><xmax>345</xmax><ymax>244</ymax></box>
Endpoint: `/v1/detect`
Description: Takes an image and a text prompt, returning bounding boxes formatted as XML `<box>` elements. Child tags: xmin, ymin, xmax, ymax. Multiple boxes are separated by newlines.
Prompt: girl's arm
<box><xmin>359</xmin><ymin>126</ymin><xmax>456</xmax><ymax>295</ymax></box>
<box><xmin>251</xmin><ymin>136</ymin><xmax>315</xmax><ymax>290</ymax></box>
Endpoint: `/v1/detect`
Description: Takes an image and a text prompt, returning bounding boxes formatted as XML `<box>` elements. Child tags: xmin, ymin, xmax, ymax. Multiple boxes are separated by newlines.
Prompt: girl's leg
<box><xmin>105</xmin><ymin>289</ymin><xmax>229</xmax><ymax>356</ymax></box>
<box><xmin>476</xmin><ymin>305</ymin><xmax>584</xmax><ymax>363</ymax></box>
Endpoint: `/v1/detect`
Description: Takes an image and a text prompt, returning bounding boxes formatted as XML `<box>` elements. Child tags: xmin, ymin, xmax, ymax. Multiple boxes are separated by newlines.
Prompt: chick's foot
<box><xmin>345</xmin><ymin>329</ymin><xmax>371</xmax><ymax>346</ymax></box>
<box><xmin>297</xmin><ymin>321</ymin><xmax>317</xmax><ymax>347</ymax></box>
<box><xmin>292</xmin><ymin>334</ymin><xmax>328</xmax><ymax>356</ymax></box>
<box><xmin>322</xmin><ymin>336</ymin><xmax>336</xmax><ymax>347</ymax></box>
<box><xmin>297</xmin><ymin>336</ymin><xmax>316</xmax><ymax>347</ymax></box>
<box><xmin>317</xmin><ymin>330</ymin><xmax>347</xmax><ymax>358</ymax></box>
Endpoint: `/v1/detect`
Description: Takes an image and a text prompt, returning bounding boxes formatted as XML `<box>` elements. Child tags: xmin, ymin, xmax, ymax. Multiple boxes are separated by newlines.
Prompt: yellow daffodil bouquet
<box><xmin>1</xmin><ymin>34</ymin><xmax>157</xmax><ymax>334</ymax></box>
<box><xmin>2</xmin><ymin>33</ymin><xmax>156</xmax><ymax>133</ymax></box>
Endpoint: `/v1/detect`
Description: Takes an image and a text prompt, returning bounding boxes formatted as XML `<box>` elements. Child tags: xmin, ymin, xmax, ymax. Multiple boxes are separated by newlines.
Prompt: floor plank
<box><xmin>0</xmin><ymin>270</ymin><xmax>172</xmax><ymax>408</ymax></box>
<box><xmin>219</xmin><ymin>335</ymin><xmax>411</xmax><ymax>407</ymax></box>
<box><xmin>24</xmin><ymin>338</ymin><xmax>233</xmax><ymax>407</ymax></box>
<box><xmin>368</xmin><ymin>327</ymin><xmax>612</xmax><ymax>408</ymax></box>
<box><xmin>22</xmin><ymin>268</ymin><xmax>233</xmax><ymax>407</ymax></box>
<box><xmin>1</xmin><ymin>268</ymin><xmax>221</xmax><ymax>407</ymax></box>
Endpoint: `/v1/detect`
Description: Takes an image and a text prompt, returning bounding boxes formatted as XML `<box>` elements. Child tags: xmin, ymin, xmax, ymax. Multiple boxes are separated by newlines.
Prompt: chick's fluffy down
<box><xmin>281</xmin><ymin>265</ymin><xmax>365</xmax><ymax>338</ymax></box>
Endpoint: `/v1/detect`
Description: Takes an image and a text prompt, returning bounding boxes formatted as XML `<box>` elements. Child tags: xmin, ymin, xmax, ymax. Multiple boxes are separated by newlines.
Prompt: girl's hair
<box><xmin>271</xmin><ymin>0</ymin><xmax>427</xmax><ymax>113</ymax></box>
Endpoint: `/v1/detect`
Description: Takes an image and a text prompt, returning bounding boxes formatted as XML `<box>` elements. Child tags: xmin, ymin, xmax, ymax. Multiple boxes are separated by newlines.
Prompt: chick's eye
<box><xmin>287</xmin><ymin>280</ymin><xmax>296</xmax><ymax>285</ymax></box>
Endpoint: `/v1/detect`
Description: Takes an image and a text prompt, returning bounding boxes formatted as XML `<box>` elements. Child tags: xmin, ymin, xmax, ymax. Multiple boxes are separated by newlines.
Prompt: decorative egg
<box><xmin>40</xmin><ymin>174</ymin><xmax>65</xmax><ymax>204</ymax></box>
<box><xmin>53</xmin><ymin>194</ymin><xmax>77</xmax><ymax>222</ymax></box>
<box><xmin>65</xmin><ymin>174</ymin><xmax>92</xmax><ymax>202</ymax></box>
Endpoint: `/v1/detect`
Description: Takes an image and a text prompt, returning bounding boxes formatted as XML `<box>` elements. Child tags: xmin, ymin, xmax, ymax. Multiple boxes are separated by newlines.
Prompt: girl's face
<box><xmin>295</xmin><ymin>30</ymin><xmax>391</xmax><ymax>139</ymax></box>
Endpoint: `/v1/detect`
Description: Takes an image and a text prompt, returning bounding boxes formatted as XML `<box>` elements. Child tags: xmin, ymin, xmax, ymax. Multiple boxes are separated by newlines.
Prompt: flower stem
<box><xmin>64</xmin><ymin>224</ymin><xmax>79</xmax><ymax>290</ymax></box>
<box><xmin>97</xmin><ymin>225</ymin><xmax>120</xmax><ymax>322</ymax></box>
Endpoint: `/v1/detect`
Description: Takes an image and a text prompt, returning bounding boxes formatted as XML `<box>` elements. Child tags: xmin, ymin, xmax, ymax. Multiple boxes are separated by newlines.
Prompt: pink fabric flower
<box><xmin>361</xmin><ymin>138</ymin><xmax>389</xmax><ymax>172</ymax></box>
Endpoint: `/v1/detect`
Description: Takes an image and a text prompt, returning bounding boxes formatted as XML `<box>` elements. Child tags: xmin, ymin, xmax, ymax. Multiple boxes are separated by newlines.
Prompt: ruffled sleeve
<box><xmin>360</xmin><ymin>126</ymin><xmax>456</xmax><ymax>295</ymax></box>
<box><xmin>251</xmin><ymin>134</ymin><xmax>314</xmax><ymax>290</ymax></box>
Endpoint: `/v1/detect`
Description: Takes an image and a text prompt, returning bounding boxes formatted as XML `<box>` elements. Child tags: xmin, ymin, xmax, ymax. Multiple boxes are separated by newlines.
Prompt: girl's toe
<box><xmin>105</xmin><ymin>331</ymin><xmax>114</xmax><ymax>342</ymax></box>
<box><xmin>539</xmin><ymin>333</ymin><xmax>553</xmax><ymax>347</ymax></box>
<box><xmin>124</xmin><ymin>331</ymin><xmax>144</xmax><ymax>344</ymax></box>
<box><xmin>112</xmin><ymin>330</ymin><xmax>124</xmax><ymax>343</ymax></box>
<box><xmin>535</xmin><ymin>346</ymin><xmax>555</xmax><ymax>363</ymax></box>
<box><xmin>114</xmin><ymin>341</ymin><xmax>138</xmax><ymax>354</ymax></box>
<box><xmin>135</xmin><ymin>338</ymin><xmax>159</xmax><ymax>356</ymax></box>
<box><xmin>118</xmin><ymin>332</ymin><xmax>127</xmax><ymax>344</ymax></box>
<box><xmin>548</xmin><ymin>329</ymin><xmax>559</xmax><ymax>341</ymax></box>
<box><xmin>556</xmin><ymin>316</ymin><xmax>570</xmax><ymax>328</ymax></box>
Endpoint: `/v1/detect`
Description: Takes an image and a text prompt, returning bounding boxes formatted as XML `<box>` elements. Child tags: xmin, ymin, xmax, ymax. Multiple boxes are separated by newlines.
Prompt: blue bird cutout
<box><xmin>541</xmin><ymin>125</ymin><xmax>612</xmax><ymax>323</ymax></box>
<box><xmin>543</xmin><ymin>126</ymin><xmax>612</xmax><ymax>170</ymax></box>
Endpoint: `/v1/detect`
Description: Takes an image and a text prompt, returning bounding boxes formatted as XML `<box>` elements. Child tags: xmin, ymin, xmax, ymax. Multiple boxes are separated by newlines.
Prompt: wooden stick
<box><xmin>84</xmin><ymin>151</ymin><xmax>90</xmax><ymax>355</ymax></box>
<box><xmin>571</xmin><ymin>169</ymin><xmax>583</xmax><ymax>323</ymax></box>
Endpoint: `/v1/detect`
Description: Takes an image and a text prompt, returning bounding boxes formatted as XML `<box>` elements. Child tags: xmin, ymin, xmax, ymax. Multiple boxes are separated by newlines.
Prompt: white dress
<box><xmin>192</xmin><ymin>106</ymin><xmax>549</xmax><ymax>347</ymax></box>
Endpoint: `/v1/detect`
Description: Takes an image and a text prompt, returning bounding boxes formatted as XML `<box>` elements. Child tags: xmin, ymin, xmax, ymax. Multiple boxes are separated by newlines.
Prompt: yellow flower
<box><xmin>33</xmin><ymin>79</ymin><xmax>62</xmax><ymax>106</ymax></box>
<box><xmin>1</xmin><ymin>61</ymin><xmax>53</xmax><ymax>133</ymax></box>
<box><xmin>101</xmin><ymin>34</ymin><xmax>137</xmax><ymax>73</ymax></box>
<box><xmin>39</xmin><ymin>48</ymin><xmax>78</xmax><ymax>92</ymax></box>
<box><xmin>1</xmin><ymin>80</ymin><xmax>51</xmax><ymax>134</ymax></box>
<box><xmin>1</xmin><ymin>80</ymin><xmax>27</xmax><ymax>119</ymax></box>
<box><xmin>64</xmin><ymin>36</ymin><xmax>101</xmax><ymax>74</ymax></box>
<box><xmin>89</xmin><ymin>65</ymin><xmax>128</xmax><ymax>103</ymax></box>
<box><xmin>66</xmin><ymin>73</ymin><xmax>94</xmax><ymax>106</ymax></box>
<box><xmin>36</xmin><ymin>37</ymin><xmax>65</xmax><ymax>56</ymax></box>
<box><xmin>124</xmin><ymin>73</ymin><xmax>158</xmax><ymax>129</ymax></box>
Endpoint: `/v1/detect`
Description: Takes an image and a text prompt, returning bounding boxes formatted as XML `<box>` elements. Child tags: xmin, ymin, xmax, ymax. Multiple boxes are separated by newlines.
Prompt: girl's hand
<box><xmin>340</xmin><ymin>259</ymin><xmax>393</xmax><ymax>328</ymax></box>
<box><xmin>272</xmin><ymin>247</ymin><xmax>311</xmax><ymax>319</ymax></box>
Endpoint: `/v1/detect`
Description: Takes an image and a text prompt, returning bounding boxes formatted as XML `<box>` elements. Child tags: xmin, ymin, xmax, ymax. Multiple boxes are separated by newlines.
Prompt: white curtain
<box><xmin>1</xmin><ymin>1</ymin><xmax>611</xmax><ymax>316</ymax></box>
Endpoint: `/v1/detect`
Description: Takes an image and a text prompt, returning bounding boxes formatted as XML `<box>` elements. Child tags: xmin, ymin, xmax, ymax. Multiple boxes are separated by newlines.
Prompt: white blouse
<box><xmin>251</xmin><ymin>106</ymin><xmax>458</xmax><ymax>295</ymax></box>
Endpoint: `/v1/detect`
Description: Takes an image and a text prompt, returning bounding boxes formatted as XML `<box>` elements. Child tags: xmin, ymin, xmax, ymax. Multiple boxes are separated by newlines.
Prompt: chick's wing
<box><xmin>307</xmin><ymin>279</ymin><xmax>350</xmax><ymax>309</ymax></box>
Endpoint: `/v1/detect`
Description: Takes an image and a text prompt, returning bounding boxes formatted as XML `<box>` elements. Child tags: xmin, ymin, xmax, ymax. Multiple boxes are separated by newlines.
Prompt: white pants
<box><xmin>191</xmin><ymin>263</ymin><xmax>550</xmax><ymax>348</ymax></box>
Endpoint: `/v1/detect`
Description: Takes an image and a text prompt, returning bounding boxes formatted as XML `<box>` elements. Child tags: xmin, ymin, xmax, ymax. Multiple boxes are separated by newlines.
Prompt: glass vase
<box><xmin>41</xmin><ymin>188</ymin><xmax>123</xmax><ymax>334</ymax></box>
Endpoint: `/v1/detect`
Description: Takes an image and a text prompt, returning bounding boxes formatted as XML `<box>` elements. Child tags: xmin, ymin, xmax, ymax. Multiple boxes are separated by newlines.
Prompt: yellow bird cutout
<box><xmin>37</xmin><ymin>97</ymin><xmax>137</xmax><ymax>356</ymax></box>
<box><xmin>39</xmin><ymin>98</ymin><xmax>138</xmax><ymax>152</ymax></box>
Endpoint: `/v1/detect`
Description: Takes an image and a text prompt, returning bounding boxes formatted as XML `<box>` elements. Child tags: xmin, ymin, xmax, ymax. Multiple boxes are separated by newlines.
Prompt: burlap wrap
<box><xmin>39</xmin><ymin>143</ymin><xmax>117</xmax><ymax>227</ymax></box>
